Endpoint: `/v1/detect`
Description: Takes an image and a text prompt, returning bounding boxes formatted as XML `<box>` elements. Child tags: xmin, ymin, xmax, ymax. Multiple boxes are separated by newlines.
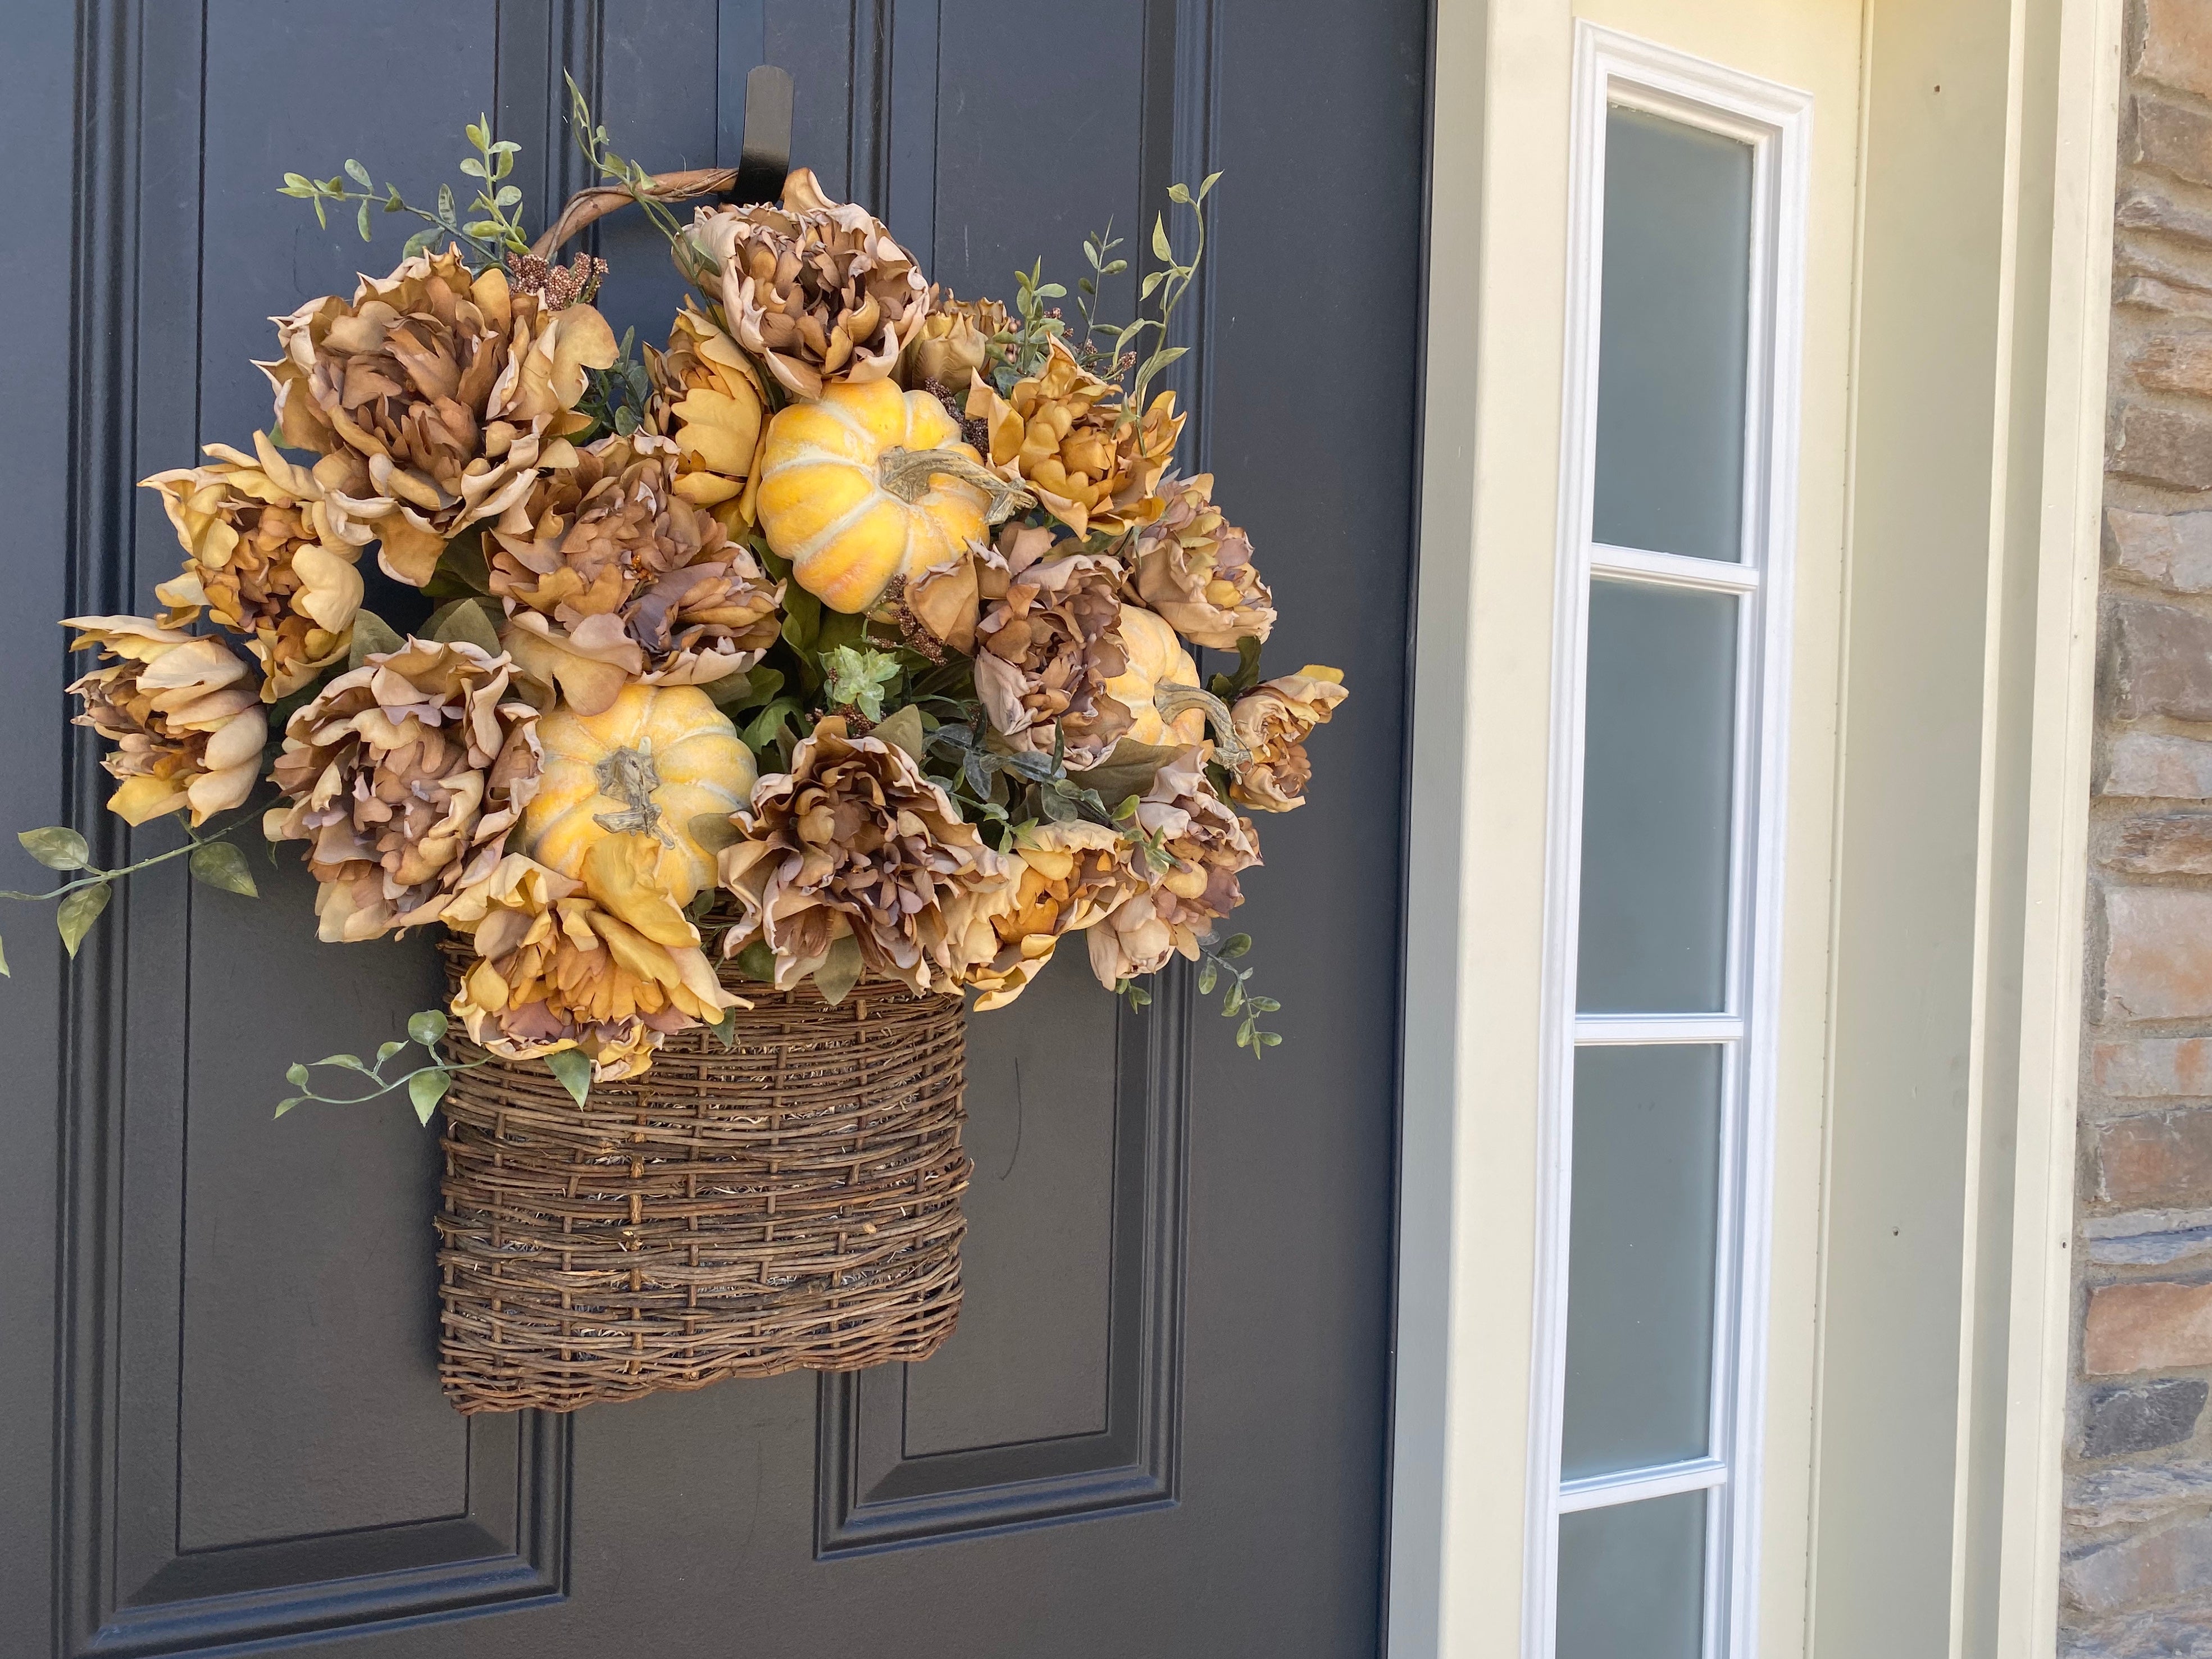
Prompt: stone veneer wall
<box><xmin>2067</xmin><ymin>2</ymin><xmax>2212</xmax><ymax>1652</ymax></box>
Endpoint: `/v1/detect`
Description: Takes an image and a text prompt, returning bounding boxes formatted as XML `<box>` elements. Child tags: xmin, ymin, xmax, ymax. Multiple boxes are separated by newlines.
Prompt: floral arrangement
<box><xmin>10</xmin><ymin>101</ymin><xmax>1345</xmax><ymax>1116</ymax></box>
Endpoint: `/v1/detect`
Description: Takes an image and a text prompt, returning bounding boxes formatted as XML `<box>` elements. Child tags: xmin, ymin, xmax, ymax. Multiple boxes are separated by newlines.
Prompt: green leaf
<box><xmin>283</xmin><ymin>171</ymin><xmax>312</xmax><ymax>190</ymax></box>
<box><xmin>686</xmin><ymin>811</ymin><xmax>743</xmax><ymax>856</ymax></box>
<box><xmin>56</xmin><ymin>882</ymin><xmax>111</xmax><ymax>958</ymax></box>
<box><xmin>315</xmin><ymin>1053</ymin><xmax>365</xmax><ymax>1070</ymax></box>
<box><xmin>459</xmin><ymin>157</ymin><xmax>486</xmax><ymax>179</ymax></box>
<box><xmin>408</xmin><ymin>1008</ymin><xmax>450</xmax><ymax>1047</ymax></box>
<box><xmin>735</xmin><ymin>938</ymin><xmax>777</xmax><ymax>983</ymax></box>
<box><xmin>1151</xmin><ymin>214</ymin><xmax>1173</xmax><ymax>262</ymax></box>
<box><xmin>1221</xmin><ymin>981</ymin><xmax>1244</xmax><ymax>1016</ymax></box>
<box><xmin>344</xmin><ymin>158</ymin><xmax>372</xmax><ymax>189</ymax></box>
<box><xmin>703</xmin><ymin>667</ymin><xmax>755</xmax><ymax>708</ymax></box>
<box><xmin>424</xmin><ymin>596</ymin><xmax>503</xmax><ymax>654</ymax></box>
<box><xmin>272</xmin><ymin>1096</ymin><xmax>306</xmax><ymax>1119</ymax></box>
<box><xmin>421</xmin><ymin>530</ymin><xmax>491</xmax><ymax>599</ymax></box>
<box><xmin>544</xmin><ymin>1047</ymin><xmax>592</xmax><ymax>1107</ymax></box>
<box><xmin>188</xmin><ymin>840</ymin><xmax>258</xmax><ymax>898</ymax></box>
<box><xmin>780</xmin><ymin>582</ymin><xmax>822</xmax><ymax>654</ymax></box>
<box><xmin>1068</xmin><ymin>739</ymin><xmax>1183</xmax><ymax>808</ymax></box>
<box><xmin>1167</xmin><ymin>182</ymin><xmax>1191</xmax><ymax>204</ymax></box>
<box><xmin>19</xmin><ymin>826</ymin><xmax>89</xmax><ymax>870</ymax></box>
<box><xmin>347</xmin><ymin>608</ymin><xmax>404</xmax><ymax>669</ymax></box>
<box><xmin>812</xmin><ymin>933</ymin><xmax>864</xmax><ymax>1007</ymax></box>
<box><xmin>1199</xmin><ymin>170</ymin><xmax>1222</xmax><ymax>199</ymax></box>
<box><xmin>437</xmin><ymin>183</ymin><xmax>456</xmax><ymax>221</ymax></box>
<box><xmin>1138</xmin><ymin>346</ymin><xmax>1189</xmax><ymax>382</ymax></box>
<box><xmin>0</xmin><ymin>931</ymin><xmax>9</xmax><ymax>976</ymax></box>
<box><xmin>1198</xmin><ymin>960</ymin><xmax>1217</xmax><ymax>996</ymax></box>
<box><xmin>286</xmin><ymin>1062</ymin><xmax>310</xmax><ymax>1087</ymax></box>
<box><xmin>1139</xmin><ymin>270</ymin><xmax>1166</xmax><ymax>301</ymax></box>
<box><xmin>494</xmin><ymin>185</ymin><xmax>521</xmax><ymax>208</ymax></box>
<box><xmin>407</xmin><ymin>1067</ymin><xmax>450</xmax><ymax>1126</ymax></box>
<box><xmin>356</xmin><ymin>198</ymin><xmax>372</xmax><ymax>241</ymax></box>
<box><xmin>376</xmin><ymin>1039</ymin><xmax>406</xmax><ymax>1064</ymax></box>
<box><xmin>707</xmin><ymin>1006</ymin><xmax>739</xmax><ymax>1049</ymax></box>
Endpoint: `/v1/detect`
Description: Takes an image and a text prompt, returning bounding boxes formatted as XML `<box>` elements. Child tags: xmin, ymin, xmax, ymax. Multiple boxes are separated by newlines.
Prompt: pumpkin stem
<box><xmin>877</xmin><ymin>446</ymin><xmax>1035</xmax><ymax>526</ymax></box>
<box><xmin>592</xmin><ymin>747</ymin><xmax>677</xmax><ymax>846</ymax></box>
<box><xmin>1153</xmin><ymin>681</ymin><xmax>1250</xmax><ymax>768</ymax></box>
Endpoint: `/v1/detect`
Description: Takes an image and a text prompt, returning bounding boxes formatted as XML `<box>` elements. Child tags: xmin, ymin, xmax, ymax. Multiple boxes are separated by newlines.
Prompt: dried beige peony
<box><xmin>1226</xmin><ymin>667</ymin><xmax>1348</xmax><ymax>813</ymax></box>
<box><xmin>488</xmin><ymin>431</ymin><xmax>783</xmax><ymax>716</ymax></box>
<box><xmin>145</xmin><ymin>433</ymin><xmax>373</xmax><ymax>699</ymax></box>
<box><xmin>262</xmin><ymin>638</ymin><xmax>541</xmax><ymax>943</ymax></box>
<box><xmin>63</xmin><ymin>617</ymin><xmax>267</xmax><ymax>827</ymax></box>
<box><xmin>261</xmin><ymin>247</ymin><xmax>616</xmax><ymax>586</ymax></box>
<box><xmin>646</xmin><ymin>302</ymin><xmax>771</xmax><ymax>533</ymax></box>
<box><xmin>966</xmin><ymin>819</ymin><xmax>1150</xmax><ymax>1011</ymax></box>
<box><xmin>1085</xmin><ymin>746</ymin><xmax>1260</xmax><ymax>987</ymax></box>
<box><xmin>1128</xmin><ymin>472</ymin><xmax>1276</xmax><ymax>651</ymax></box>
<box><xmin>444</xmin><ymin>848</ymin><xmax>740</xmax><ymax>1082</ymax></box>
<box><xmin>970</xmin><ymin>526</ymin><xmax>1134</xmax><ymax>769</ymax></box>
<box><xmin>966</xmin><ymin>338</ymin><xmax>1182</xmax><ymax>537</ymax></box>
<box><xmin>718</xmin><ymin>715</ymin><xmax>1017</xmax><ymax>994</ymax></box>
<box><xmin>686</xmin><ymin>168</ymin><xmax>932</xmax><ymax>400</ymax></box>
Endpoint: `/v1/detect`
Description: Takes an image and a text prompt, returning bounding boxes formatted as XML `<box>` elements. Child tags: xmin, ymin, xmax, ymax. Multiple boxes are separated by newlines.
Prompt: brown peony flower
<box><xmin>966</xmin><ymin>338</ymin><xmax>1183</xmax><ymax>537</ymax></box>
<box><xmin>970</xmin><ymin>525</ymin><xmax>1133</xmax><ymax>768</ymax></box>
<box><xmin>900</xmin><ymin>294</ymin><xmax>1009</xmax><ymax>398</ymax></box>
<box><xmin>63</xmin><ymin>617</ymin><xmax>267</xmax><ymax>827</ymax></box>
<box><xmin>261</xmin><ymin>248</ymin><xmax>616</xmax><ymax>586</ymax></box>
<box><xmin>262</xmin><ymin>638</ymin><xmax>541</xmax><ymax>943</ymax></box>
<box><xmin>967</xmin><ymin>819</ymin><xmax>1150</xmax><ymax>1011</ymax></box>
<box><xmin>488</xmin><ymin>431</ymin><xmax>783</xmax><ymax>715</ymax></box>
<box><xmin>1085</xmin><ymin>746</ymin><xmax>1260</xmax><ymax>987</ymax></box>
<box><xmin>144</xmin><ymin>433</ymin><xmax>373</xmax><ymax>699</ymax></box>
<box><xmin>1227</xmin><ymin>668</ymin><xmax>1348</xmax><ymax>813</ymax></box>
<box><xmin>444</xmin><ymin>849</ymin><xmax>740</xmax><ymax>1082</ymax></box>
<box><xmin>687</xmin><ymin>168</ymin><xmax>932</xmax><ymax>401</ymax></box>
<box><xmin>718</xmin><ymin>715</ymin><xmax>1017</xmax><ymax>994</ymax></box>
<box><xmin>1129</xmin><ymin>472</ymin><xmax>1276</xmax><ymax>651</ymax></box>
<box><xmin>646</xmin><ymin>302</ymin><xmax>771</xmax><ymax>533</ymax></box>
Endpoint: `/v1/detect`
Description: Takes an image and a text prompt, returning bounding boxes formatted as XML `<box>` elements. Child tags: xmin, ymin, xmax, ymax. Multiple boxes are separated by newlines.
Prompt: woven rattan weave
<box><xmin>434</xmin><ymin>963</ymin><xmax>970</xmax><ymax>1413</ymax></box>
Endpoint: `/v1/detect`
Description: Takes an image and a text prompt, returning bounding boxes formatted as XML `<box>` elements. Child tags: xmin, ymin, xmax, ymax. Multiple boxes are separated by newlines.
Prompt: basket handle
<box><xmin>530</xmin><ymin>65</ymin><xmax>795</xmax><ymax>261</ymax></box>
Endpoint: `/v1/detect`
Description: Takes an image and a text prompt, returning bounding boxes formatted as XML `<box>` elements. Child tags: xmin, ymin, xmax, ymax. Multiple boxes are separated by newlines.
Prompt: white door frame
<box><xmin>1385</xmin><ymin>1</ymin><xmax>2122</xmax><ymax>1654</ymax></box>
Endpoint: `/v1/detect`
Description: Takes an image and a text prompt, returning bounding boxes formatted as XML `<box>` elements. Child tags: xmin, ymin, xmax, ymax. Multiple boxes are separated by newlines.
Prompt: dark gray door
<box><xmin>0</xmin><ymin>4</ymin><xmax>1424</xmax><ymax>1654</ymax></box>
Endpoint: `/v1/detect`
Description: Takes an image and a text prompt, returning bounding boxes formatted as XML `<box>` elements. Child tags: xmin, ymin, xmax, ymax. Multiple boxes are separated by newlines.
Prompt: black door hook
<box><xmin>733</xmin><ymin>65</ymin><xmax>794</xmax><ymax>205</ymax></box>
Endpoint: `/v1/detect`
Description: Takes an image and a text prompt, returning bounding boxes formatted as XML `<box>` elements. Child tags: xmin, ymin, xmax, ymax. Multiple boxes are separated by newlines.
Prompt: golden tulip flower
<box><xmin>144</xmin><ymin>431</ymin><xmax>373</xmax><ymax>698</ymax></box>
<box><xmin>647</xmin><ymin>302</ymin><xmax>771</xmax><ymax>533</ymax></box>
<box><xmin>63</xmin><ymin>616</ymin><xmax>267</xmax><ymax>827</ymax></box>
<box><xmin>1227</xmin><ymin>667</ymin><xmax>1348</xmax><ymax>813</ymax></box>
<box><xmin>966</xmin><ymin>338</ymin><xmax>1182</xmax><ymax>537</ymax></box>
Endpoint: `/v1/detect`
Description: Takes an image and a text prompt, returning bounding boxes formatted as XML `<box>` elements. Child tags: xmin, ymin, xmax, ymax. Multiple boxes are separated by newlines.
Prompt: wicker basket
<box><xmin>433</xmin><ymin>961</ymin><xmax>970</xmax><ymax>1414</ymax></box>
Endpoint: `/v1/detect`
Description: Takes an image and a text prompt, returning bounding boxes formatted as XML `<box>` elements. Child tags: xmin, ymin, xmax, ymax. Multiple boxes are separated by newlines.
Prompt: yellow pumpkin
<box><xmin>1103</xmin><ymin>607</ymin><xmax>1208</xmax><ymax>747</ymax></box>
<box><xmin>755</xmin><ymin>379</ymin><xmax>1006</xmax><ymax>613</ymax></box>
<box><xmin>520</xmin><ymin>683</ymin><xmax>756</xmax><ymax>906</ymax></box>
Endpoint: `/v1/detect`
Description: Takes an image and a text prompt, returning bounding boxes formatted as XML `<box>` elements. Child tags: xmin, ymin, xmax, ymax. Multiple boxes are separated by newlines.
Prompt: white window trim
<box><xmin>1525</xmin><ymin>27</ymin><xmax>1812</xmax><ymax>1659</ymax></box>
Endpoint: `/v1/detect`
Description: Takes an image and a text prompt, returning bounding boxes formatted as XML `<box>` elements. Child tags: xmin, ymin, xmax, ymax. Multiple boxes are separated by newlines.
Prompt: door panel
<box><xmin>4</xmin><ymin>2</ymin><xmax>1422</xmax><ymax>1654</ymax></box>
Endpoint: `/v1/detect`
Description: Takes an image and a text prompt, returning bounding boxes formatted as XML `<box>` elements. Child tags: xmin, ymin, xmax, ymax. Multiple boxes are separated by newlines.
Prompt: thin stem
<box><xmin>0</xmin><ymin>817</ymin><xmax>247</xmax><ymax>903</ymax></box>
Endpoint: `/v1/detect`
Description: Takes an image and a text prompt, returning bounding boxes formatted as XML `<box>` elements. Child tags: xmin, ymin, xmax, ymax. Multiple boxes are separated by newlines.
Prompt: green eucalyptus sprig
<box><xmin>563</xmin><ymin>71</ymin><xmax>690</xmax><ymax>254</ymax></box>
<box><xmin>1196</xmin><ymin>931</ymin><xmax>1281</xmax><ymax>1055</ymax></box>
<box><xmin>1101</xmin><ymin>172</ymin><xmax>1220</xmax><ymax>412</ymax></box>
<box><xmin>1</xmin><ymin>816</ymin><xmax>258</xmax><ymax>974</ymax></box>
<box><xmin>274</xmin><ymin>1009</ymin><xmax>490</xmax><ymax>1126</ymax></box>
<box><xmin>280</xmin><ymin>117</ymin><xmax>530</xmax><ymax>266</ymax></box>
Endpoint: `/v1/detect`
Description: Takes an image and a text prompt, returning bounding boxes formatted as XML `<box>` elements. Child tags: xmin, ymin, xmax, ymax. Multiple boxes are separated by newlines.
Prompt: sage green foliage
<box><xmin>821</xmin><ymin>644</ymin><xmax>902</xmax><ymax>723</ymax></box>
<box><xmin>1195</xmin><ymin>932</ymin><xmax>1282</xmax><ymax>1055</ymax></box>
<box><xmin>1</xmin><ymin>815</ymin><xmax>259</xmax><ymax>971</ymax></box>
<box><xmin>280</xmin><ymin>117</ymin><xmax>529</xmax><ymax>267</ymax></box>
<box><xmin>274</xmin><ymin>1007</ymin><xmax>485</xmax><ymax>1126</ymax></box>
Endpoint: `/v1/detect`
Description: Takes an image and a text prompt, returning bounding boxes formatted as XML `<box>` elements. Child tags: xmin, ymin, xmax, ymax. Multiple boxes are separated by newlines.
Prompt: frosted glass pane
<box><xmin>1576</xmin><ymin>580</ymin><xmax>1736</xmax><ymax>1014</ymax></box>
<box><xmin>1592</xmin><ymin>106</ymin><xmax>1753</xmax><ymax>562</ymax></box>
<box><xmin>1562</xmin><ymin>1045</ymin><xmax>1722</xmax><ymax>1479</ymax></box>
<box><xmin>1557</xmin><ymin>1492</ymin><xmax>1708</xmax><ymax>1659</ymax></box>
